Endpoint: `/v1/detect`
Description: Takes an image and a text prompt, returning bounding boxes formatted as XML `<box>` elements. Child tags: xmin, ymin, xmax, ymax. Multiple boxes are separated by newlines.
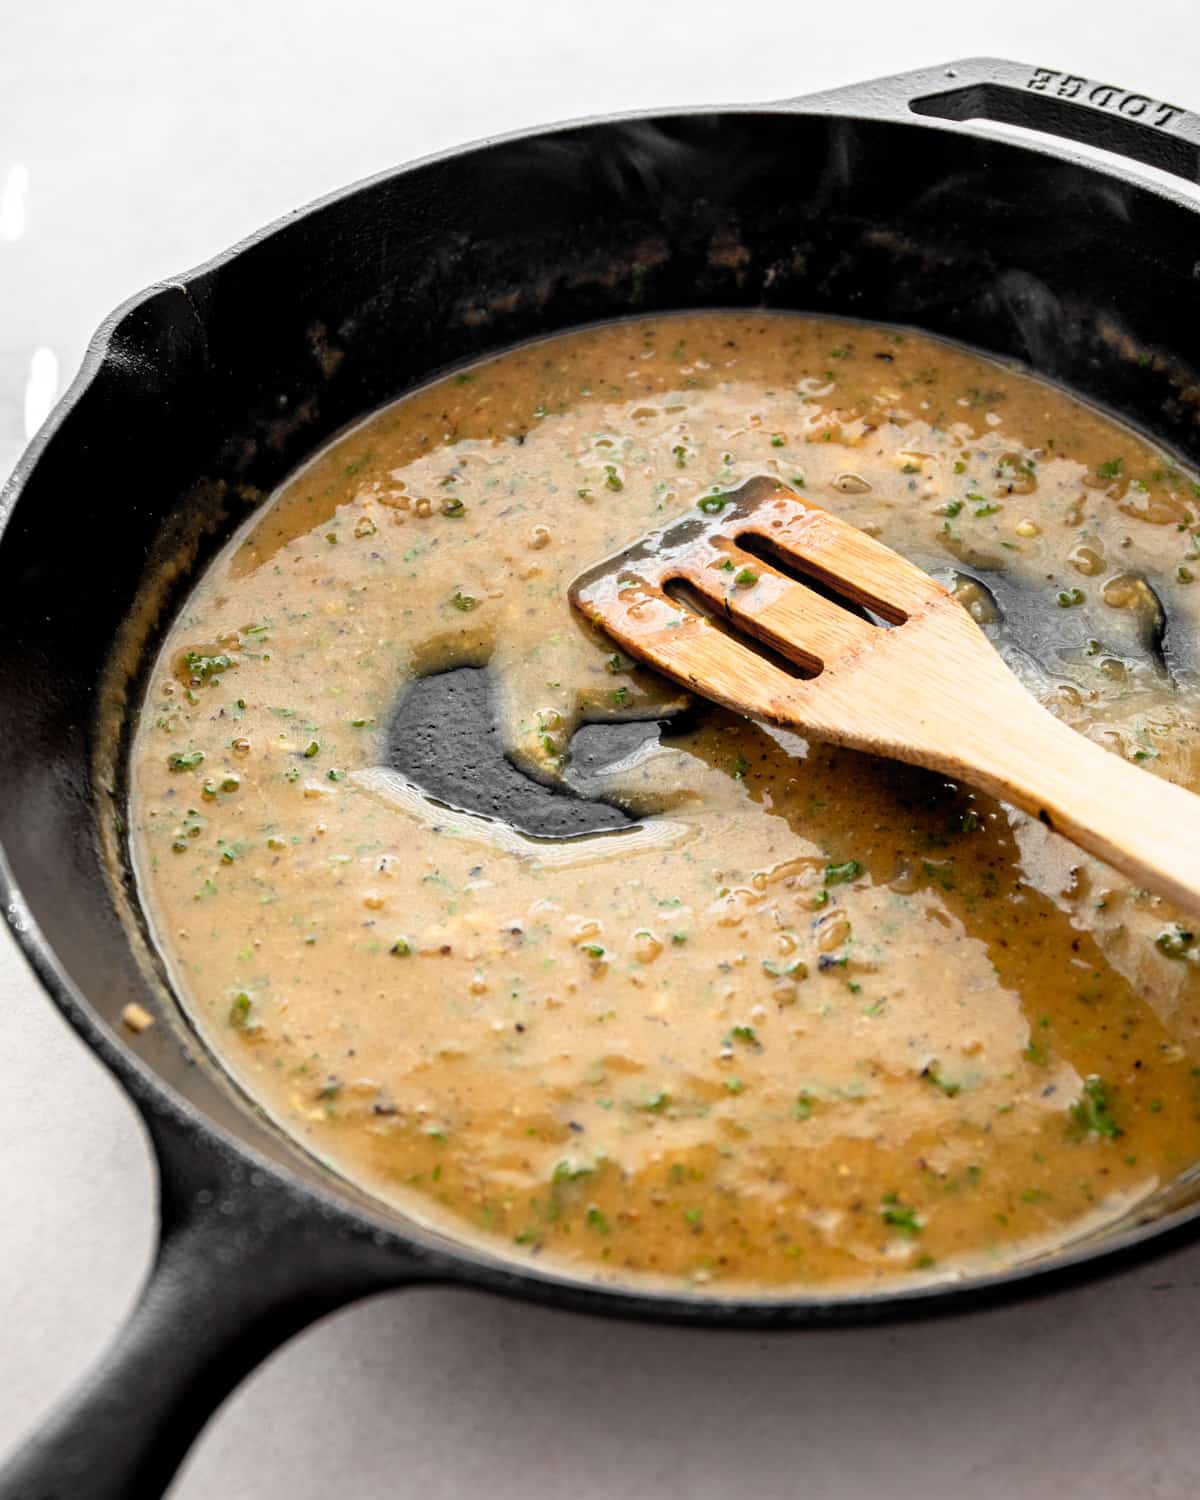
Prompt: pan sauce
<box><xmin>131</xmin><ymin>313</ymin><xmax>1200</xmax><ymax>1293</ymax></box>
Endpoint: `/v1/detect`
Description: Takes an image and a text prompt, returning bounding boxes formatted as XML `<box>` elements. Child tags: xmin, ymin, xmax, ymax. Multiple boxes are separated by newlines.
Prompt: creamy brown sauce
<box><xmin>130</xmin><ymin>313</ymin><xmax>1200</xmax><ymax>1294</ymax></box>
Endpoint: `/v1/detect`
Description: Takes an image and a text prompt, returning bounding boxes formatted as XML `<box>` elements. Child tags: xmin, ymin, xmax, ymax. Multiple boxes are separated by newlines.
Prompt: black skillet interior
<box><xmin>7</xmin><ymin>56</ymin><xmax>1200</xmax><ymax>1500</ymax></box>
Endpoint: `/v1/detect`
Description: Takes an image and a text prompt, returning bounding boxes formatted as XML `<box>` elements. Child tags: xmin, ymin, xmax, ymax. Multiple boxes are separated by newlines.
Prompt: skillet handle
<box><xmin>789</xmin><ymin>56</ymin><xmax>1200</xmax><ymax>186</ymax></box>
<box><xmin>0</xmin><ymin>1107</ymin><xmax>424</xmax><ymax>1500</ymax></box>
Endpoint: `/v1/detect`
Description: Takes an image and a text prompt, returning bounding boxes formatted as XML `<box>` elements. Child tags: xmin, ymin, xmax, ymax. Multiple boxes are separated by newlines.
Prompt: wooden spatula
<box><xmin>569</xmin><ymin>476</ymin><xmax>1200</xmax><ymax>914</ymax></box>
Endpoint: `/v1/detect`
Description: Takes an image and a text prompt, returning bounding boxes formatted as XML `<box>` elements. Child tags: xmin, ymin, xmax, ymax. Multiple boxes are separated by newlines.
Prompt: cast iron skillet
<box><xmin>6</xmin><ymin>55</ymin><xmax>1200</xmax><ymax>1499</ymax></box>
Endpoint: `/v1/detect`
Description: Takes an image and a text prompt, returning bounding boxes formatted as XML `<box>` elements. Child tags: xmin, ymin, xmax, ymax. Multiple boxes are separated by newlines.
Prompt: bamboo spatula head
<box><xmin>568</xmin><ymin>475</ymin><xmax>993</xmax><ymax>763</ymax></box>
<box><xmin>568</xmin><ymin>474</ymin><xmax>1200</xmax><ymax>915</ymax></box>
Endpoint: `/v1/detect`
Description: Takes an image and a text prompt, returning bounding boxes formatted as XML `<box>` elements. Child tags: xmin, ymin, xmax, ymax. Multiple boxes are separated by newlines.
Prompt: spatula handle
<box><xmin>949</xmin><ymin>683</ymin><xmax>1200</xmax><ymax>915</ymax></box>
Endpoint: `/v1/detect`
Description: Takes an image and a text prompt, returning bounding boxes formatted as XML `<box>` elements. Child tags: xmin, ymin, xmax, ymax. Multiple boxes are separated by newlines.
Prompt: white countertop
<box><xmin>5</xmin><ymin>3</ymin><xmax>1200</xmax><ymax>1494</ymax></box>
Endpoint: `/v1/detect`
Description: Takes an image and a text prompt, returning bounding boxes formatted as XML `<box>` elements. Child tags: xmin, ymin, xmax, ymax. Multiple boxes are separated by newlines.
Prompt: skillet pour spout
<box><xmin>7</xmin><ymin>55</ymin><xmax>1200</xmax><ymax>1498</ymax></box>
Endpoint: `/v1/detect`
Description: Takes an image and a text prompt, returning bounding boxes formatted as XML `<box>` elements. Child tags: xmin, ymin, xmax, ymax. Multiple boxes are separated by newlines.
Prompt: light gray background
<box><xmin>4</xmin><ymin>2</ymin><xmax>1200</xmax><ymax>1494</ymax></box>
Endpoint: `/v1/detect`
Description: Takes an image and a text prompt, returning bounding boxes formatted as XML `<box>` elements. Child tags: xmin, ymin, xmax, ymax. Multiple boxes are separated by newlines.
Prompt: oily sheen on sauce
<box><xmin>131</xmin><ymin>313</ymin><xmax>1200</xmax><ymax>1294</ymax></box>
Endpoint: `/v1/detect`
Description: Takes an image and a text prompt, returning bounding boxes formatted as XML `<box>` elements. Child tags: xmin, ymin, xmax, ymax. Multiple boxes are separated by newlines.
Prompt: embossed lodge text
<box><xmin>1027</xmin><ymin>67</ymin><xmax>1183</xmax><ymax>128</ymax></box>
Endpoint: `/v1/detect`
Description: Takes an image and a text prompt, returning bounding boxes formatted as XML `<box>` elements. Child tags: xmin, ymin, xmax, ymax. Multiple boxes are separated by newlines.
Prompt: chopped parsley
<box><xmin>1155</xmin><ymin>925</ymin><xmax>1194</xmax><ymax>960</ymax></box>
<box><xmin>880</xmin><ymin>1193</ymin><xmax>922</xmax><ymax>1236</ymax></box>
<box><xmin>923</xmin><ymin>1064</ymin><xmax>961</xmax><ymax>1097</ymax></box>
<box><xmin>167</xmin><ymin>750</ymin><xmax>204</xmax><ymax>772</ymax></box>
<box><xmin>552</xmin><ymin>1159</ymin><xmax>594</xmax><ymax>1183</ymax></box>
<box><xmin>1069</xmin><ymin>1076</ymin><xmax>1122</xmax><ymax>1139</ymax></box>
<box><xmin>183</xmin><ymin>651</ymin><xmax>234</xmax><ymax>682</ymax></box>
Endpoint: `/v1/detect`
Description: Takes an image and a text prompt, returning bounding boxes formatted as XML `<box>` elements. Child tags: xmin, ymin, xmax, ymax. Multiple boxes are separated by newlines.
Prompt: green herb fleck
<box><xmin>167</xmin><ymin>750</ymin><xmax>204</xmax><ymax>772</ymax></box>
<box><xmin>1069</xmin><ymin>1076</ymin><xmax>1122</xmax><ymax>1139</ymax></box>
<box><xmin>923</xmin><ymin>1064</ymin><xmax>961</xmax><ymax>1097</ymax></box>
<box><xmin>183</xmin><ymin>651</ymin><xmax>234</xmax><ymax>683</ymax></box>
<box><xmin>552</xmin><ymin>1159</ymin><xmax>594</xmax><ymax>1184</ymax></box>
<box><xmin>880</xmin><ymin>1194</ymin><xmax>922</xmax><ymax>1237</ymax></box>
<box><xmin>1156</xmin><ymin>925</ymin><xmax>1194</xmax><ymax>959</ymax></box>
